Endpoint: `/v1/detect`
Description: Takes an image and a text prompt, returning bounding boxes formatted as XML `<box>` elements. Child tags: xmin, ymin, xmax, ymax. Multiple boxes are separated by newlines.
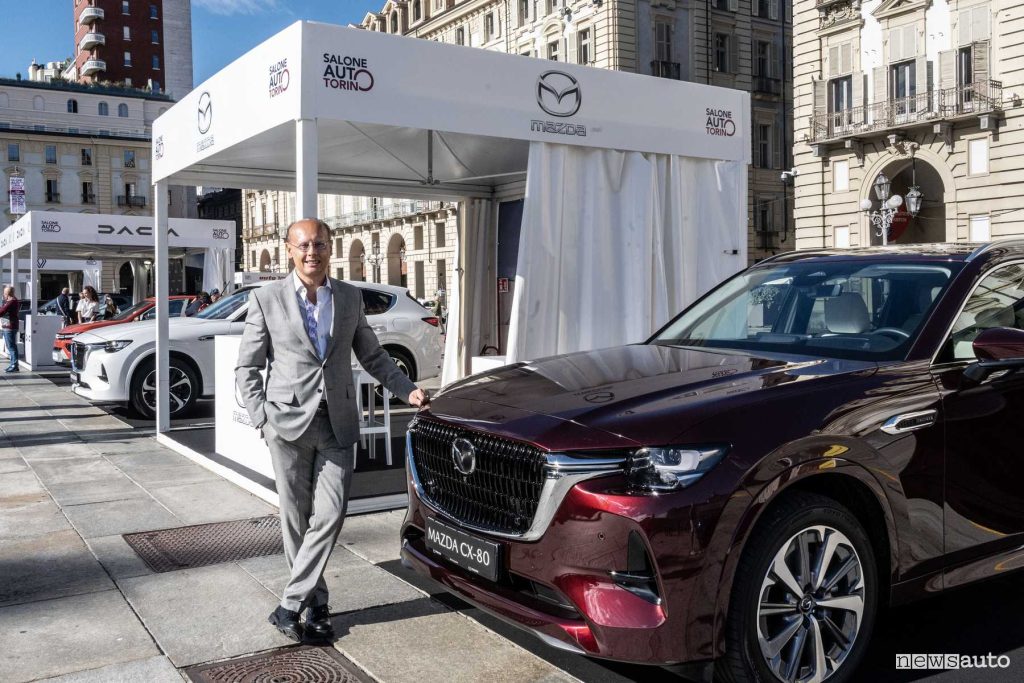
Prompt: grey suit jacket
<box><xmin>235</xmin><ymin>277</ymin><xmax>418</xmax><ymax>446</ymax></box>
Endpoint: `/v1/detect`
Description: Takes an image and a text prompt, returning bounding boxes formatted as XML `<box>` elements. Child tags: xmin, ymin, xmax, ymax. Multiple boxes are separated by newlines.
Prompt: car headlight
<box><xmin>629</xmin><ymin>445</ymin><xmax>729</xmax><ymax>491</ymax></box>
<box><xmin>103</xmin><ymin>340</ymin><xmax>133</xmax><ymax>353</ymax></box>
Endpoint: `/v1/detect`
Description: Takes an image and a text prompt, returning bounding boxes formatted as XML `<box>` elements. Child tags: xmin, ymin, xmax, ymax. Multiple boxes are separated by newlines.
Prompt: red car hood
<box><xmin>60</xmin><ymin>319</ymin><xmax>128</xmax><ymax>335</ymax></box>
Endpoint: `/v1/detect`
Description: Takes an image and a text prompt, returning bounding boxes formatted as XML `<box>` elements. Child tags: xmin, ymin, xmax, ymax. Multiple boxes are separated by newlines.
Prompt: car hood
<box><xmin>431</xmin><ymin>344</ymin><xmax>877</xmax><ymax>448</ymax></box>
<box><xmin>61</xmin><ymin>320</ymin><xmax>125</xmax><ymax>335</ymax></box>
<box><xmin>71</xmin><ymin>316</ymin><xmax>234</xmax><ymax>344</ymax></box>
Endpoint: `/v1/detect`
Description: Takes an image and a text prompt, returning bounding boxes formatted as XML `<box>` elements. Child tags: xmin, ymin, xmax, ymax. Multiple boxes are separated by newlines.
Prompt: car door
<box><xmin>932</xmin><ymin>261</ymin><xmax>1024</xmax><ymax>587</ymax></box>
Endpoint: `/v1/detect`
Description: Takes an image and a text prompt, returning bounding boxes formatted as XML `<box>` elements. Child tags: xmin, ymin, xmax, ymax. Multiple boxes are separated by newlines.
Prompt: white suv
<box><xmin>70</xmin><ymin>280</ymin><xmax>443</xmax><ymax>417</ymax></box>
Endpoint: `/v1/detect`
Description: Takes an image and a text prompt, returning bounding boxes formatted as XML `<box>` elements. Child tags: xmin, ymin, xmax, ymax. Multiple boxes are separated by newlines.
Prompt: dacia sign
<box><xmin>98</xmin><ymin>225</ymin><xmax>180</xmax><ymax>237</ymax></box>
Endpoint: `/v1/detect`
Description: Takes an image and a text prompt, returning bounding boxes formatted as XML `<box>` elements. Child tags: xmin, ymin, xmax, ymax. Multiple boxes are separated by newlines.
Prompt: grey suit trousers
<box><xmin>265</xmin><ymin>411</ymin><xmax>353</xmax><ymax>612</ymax></box>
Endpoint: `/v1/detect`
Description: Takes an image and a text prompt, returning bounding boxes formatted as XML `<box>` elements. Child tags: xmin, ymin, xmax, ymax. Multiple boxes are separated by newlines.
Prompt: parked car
<box><xmin>18</xmin><ymin>292</ymin><xmax>131</xmax><ymax>325</ymax></box>
<box><xmin>400</xmin><ymin>241</ymin><xmax>1024</xmax><ymax>682</ymax></box>
<box><xmin>52</xmin><ymin>296</ymin><xmax>197</xmax><ymax>365</ymax></box>
<box><xmin>71</xmin><ymin>280</ymin><xmax>443</xmax><ymax>418</ymax></box>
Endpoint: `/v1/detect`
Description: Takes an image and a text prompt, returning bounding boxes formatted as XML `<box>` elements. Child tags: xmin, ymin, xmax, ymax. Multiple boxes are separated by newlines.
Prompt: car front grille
<box><xmin>71</xmin><ymin>342</ymin><xmax>87</xmax><ymax>371</ymax></box>
<box><xmin>410</xmin><ymin>418</ymin><xmax>547</xmax><ymax>536</ymax></box>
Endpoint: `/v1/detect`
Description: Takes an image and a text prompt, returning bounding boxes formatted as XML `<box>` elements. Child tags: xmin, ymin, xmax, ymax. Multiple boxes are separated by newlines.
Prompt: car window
<box><xmin>115</xmin><ymin>301</ymin><xmax>150</xmax><ymax>321</ymax></box>
<box><xmin>361</xmin><ymin>289</ymin><xmax>395</xmax><ymax>316</ymax></box>
<box><xmin>197</xmin><ymin>288</ymin><xmax>253</xmax><ymax>319</ymax></box>
<box><xmin>654</xmin><ymin>261</ymin><xmax>962</xmax><ymax>362</ymax></box>
<box><xmin>139</xmin><ymin>300</ymin><xmax>186</xmax><ymax>320</ymax></box>
<box><xmin>937</xmin><ymin>263</ymin><xmax>1024</xmax><ymax>362</ymax></box>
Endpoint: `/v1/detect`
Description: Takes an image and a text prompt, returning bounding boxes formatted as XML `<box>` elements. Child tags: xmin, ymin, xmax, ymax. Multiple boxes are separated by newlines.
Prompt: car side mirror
<box><xmin>964</xmin><ymin>327</ymin><xmax>1024</xmax><ymax>382</ymax></box>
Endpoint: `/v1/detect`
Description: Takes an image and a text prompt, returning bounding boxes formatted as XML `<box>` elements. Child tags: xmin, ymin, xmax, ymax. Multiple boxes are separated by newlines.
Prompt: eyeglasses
<box><xmin>288</xmin><ymin>241</ymin><xmax>328</xmax><ymax>253</ymax></box>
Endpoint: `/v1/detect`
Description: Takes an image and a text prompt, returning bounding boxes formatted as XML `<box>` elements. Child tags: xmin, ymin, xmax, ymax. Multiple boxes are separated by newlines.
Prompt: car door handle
<box><xmin>881</xmin><ymin>409</ymin><xmax>937</xmax><ymax>435</ymax></box>
<box><xmin>198</xmin><ymin>335</ymin><xmax>215</xmax><ymax>341</ymax></box>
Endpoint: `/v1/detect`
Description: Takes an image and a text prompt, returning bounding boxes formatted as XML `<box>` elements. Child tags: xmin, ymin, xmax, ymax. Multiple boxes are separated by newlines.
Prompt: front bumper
<box><xmin>70</xmin><ymin>345</ymin><xmax>126</xmax><ymax>402</ymax></box>
<box><xmin>401</xmin><ymin>458</ymin><xmax>724</xmax><ymax>665</ymax></box>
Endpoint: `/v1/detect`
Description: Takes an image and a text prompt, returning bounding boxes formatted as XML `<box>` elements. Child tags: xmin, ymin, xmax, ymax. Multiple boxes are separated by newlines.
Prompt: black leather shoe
<box><xmin>268</xmin><ymin>605</ymin><xmax>303</xmax><ymax>642</ymax></box>
<box><xmin>304</xmin><ymin>603</ymin><xmax>333</xmax><ymax>639</ymax></box>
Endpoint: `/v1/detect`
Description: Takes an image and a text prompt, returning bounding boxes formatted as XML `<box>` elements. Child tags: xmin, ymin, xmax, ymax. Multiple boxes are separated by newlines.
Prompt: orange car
<box><xmin>52</xmin><ymin>295</ymin><xmax>196</xmax><ymax>365</ymax></box>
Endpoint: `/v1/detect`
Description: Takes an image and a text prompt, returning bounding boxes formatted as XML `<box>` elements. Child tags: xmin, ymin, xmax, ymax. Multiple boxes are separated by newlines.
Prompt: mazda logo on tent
<box><xmin>537</xmin><ymin>71</ymin><xmax>581</xmax><ymax>118</ymax></box>
<box><xmin>197</xmin><ymin>92</ymin><xmax>213</xmax><ymax>134</ymax></box>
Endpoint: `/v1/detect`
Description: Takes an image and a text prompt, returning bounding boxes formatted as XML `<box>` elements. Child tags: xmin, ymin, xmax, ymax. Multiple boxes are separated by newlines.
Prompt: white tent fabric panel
<box><xmin>506</xmin><ymin>143</ymin><xmax>747</xmax><ymax>365</ymax></box>
<box><xmin>130</xmin><ymin>260</ymin><xmax>149</xmax><ymax>303</ymax></box>
<box><xmin>202</xmin><ymin>248</ymin><xmax>231</xmax><ymax>294</ymax></box>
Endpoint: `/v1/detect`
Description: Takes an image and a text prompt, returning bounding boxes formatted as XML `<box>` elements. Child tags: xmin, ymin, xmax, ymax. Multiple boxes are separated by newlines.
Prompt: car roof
<box><xmin>759</xmin><ymin>239</ymin><xmax>1024</xmax><ymax>266</ymax></box>
<box><xmin>345</xmin><ymin>280</ymin><xmax>410</xmax><ymax>296</ymax></box>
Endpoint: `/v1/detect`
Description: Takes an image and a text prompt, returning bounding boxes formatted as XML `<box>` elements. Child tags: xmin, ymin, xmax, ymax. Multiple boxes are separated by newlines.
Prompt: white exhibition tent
<box><xmin>149</xmin><ymin>20</ymin><xmax>750</xmax><ymax>434</ymax></box>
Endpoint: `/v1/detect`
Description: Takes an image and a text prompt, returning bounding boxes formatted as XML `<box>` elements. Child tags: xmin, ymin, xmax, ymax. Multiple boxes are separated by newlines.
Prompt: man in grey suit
<box><xmin>236</xmin><ymin>218</ymin><xmax>427</xmax><ymax>642</ymax></box>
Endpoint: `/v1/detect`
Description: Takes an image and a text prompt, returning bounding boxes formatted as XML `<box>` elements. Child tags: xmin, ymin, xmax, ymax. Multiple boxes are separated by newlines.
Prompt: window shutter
<box><xmin>939</xmin><ymin>49</ymin><xmax>956</xmax><ymax>90</ymax></box>
<box><xmin>729</xmin><ymin>0</ymin><xmax>739</xmax><ymax>12</ymax></box>
<box><xmin>972</xmin><ymin>6</ymin><xmax>990</xmax><ymax>42</ymax></box>
<box><xmin>889</xmin><ymin>28</ymin><xmax>901</xmax><ymax>63</ymax></box>
<box><xmin>959</xmin><ymin>10</ymin><xmax>972</xmax><ymax>45</ymax></box>
<box><xmin>973</xmin><ymin>40</ymin><xmax>990</xmax><ymax>83</ymax></box>
<box><xmin>814</xmin><ymin>79</ymin><xmax>828</xmax><ymax>116</ymax></box>
<box><xmin>770</xmin><ymin>0</ymin><xmax>779</xmax><ymax>21</ymax></box>
<box><xmin>752</xmin><ymin>0</ymin><xmax>759</xmax><ymax>17</ymax></box>
<box><xmin>829</xmin><ymin>45</ymin><xmax>840</xmax><ymax>77</ymax></box>
<box><xmin>773</xmin><ymin>121</ymin><xmax>783</xmax><ymax>169</ymax></box>
<box><xmin>916</xmin><ymin>55</ymin><xmax>930</xmax><ymax>105</ymax></box>
<box><xmin>851</xmin><ymin>70</ymin><xmax>864</xmax><ymax>119</ymax></box>
<box><xmin>904</xmin><ymin>25</ymin><xmax>917</xmax><ymax>60</ymax></box>
<box><xmin>873</xmin><ymin>65</ymin><xmax>888</xmax><ymax>104</ymax></box>
<box><xmin>841</xmin><ymin>42</ymin><xmax>853</xmax><ymax>74</ymax></box>
<box><xmin>730</xmin><ymin>34</ymin><xmax>739</xmax><ymax>73</ymax></box>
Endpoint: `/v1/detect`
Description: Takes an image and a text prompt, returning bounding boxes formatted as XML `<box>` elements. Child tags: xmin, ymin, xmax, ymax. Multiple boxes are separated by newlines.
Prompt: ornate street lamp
<box><xmin>860</xmin><ymin>169</ymin><xmax>923</xmax><ymax>246</ymax></box>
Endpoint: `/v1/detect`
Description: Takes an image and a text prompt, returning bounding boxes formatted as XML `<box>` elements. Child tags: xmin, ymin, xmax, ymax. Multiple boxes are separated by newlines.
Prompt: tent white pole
<box><xmin>10</xmin><ymin>249</ymin><xmax>18</xmax><ymax>298</ymax></box>
<box><xmin>154</xmin><ymin>180</ymin><xmax>170</xmax><ymax>433</ymax></box>
<box><xmin>296</xmin><ymin>118</ymin><xmax>318</xmax><ymax>220</ymax></box>
<box><xmin>29</xmin><ymin>240</ymin><xmax>38</xmax><ymax>318</ymax></box>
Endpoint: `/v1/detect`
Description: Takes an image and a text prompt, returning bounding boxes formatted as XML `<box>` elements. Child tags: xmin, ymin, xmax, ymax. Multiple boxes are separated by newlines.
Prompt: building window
<box><xmin>834</xmin><ymin>225</ymin><xmax>851</xmax><ymax>248</ymax></box>
<box><xmin>756</xmin><ymin>124</ymin><xmax>772</xmax><ymax>169</ymax></box>
<box><xmin>7</xmin><ymin>143</ymin><xmax>17</xmax><ymax>162</ymax></box>
<box><xmin>833</xmin><ymin>159</ymin><xmax>849</xmax><ymax>192</ymax></box>
<box><xmin>755</xmin><ymin>197</ymin><xmax>774</xmax><ymax>233</ymax></box>
<box><xmin>754</xmin><ymin>40</ymin><xmax>770</xmax><ymax>77</ymax></box>
<box><xmin>485</xmin><ymin>14</ymin><xmax>495</xmax><ymax>40</ymax></box>
<box><xmin>436</xmin><ymin>259</ymin><xmax>447</xmax><ymax>292</ymax></box>
<box><xmin>577</xmin><ymin>28</ymin><xmax>591</xmax><ymax>64</ymax></box>
<box><xmin>891</xmin><ymin>60</ymin><xmax>916</xmax><ymax>102</ymax></box>
<box><xmin>519</xmin><ymin>0</ymin><xmax>529</xmax><ymax>24</ymax></box>
<box><xmin>152</xmin><ymin>81</ymin><xmax>160</xmax><ymax>92</ymax></box>
<box><xmin>969</xmin><ymin>214</ymin><xmax>990</xmax><ymax>241</ymax></box>
<box><xmin>455</xmin><ymin>27</ymin><xmax>465</xmax><ymax>45</ymax></box>
<box><xmin>714</xmin><ymin>33</ymin><xmax>730</xmax><ymax>73</ymax></box>
<box><xmin>124</xmin><ymin>51</ymin><xmax>132</xmax><ymax>68</ymax></box>
<box><xmin>150</xmin><ymin>4</ymin><xmax>157</xmax><ymax>19</ymax></box>
<box><xmin>122</xmin><ymin>0</ymin><xmax>129</xmax><ymax>14</ymax></box>
<box><xmin>547</xmin><ymin>39</ymin><xmax>560</xmax><ymax>61</ymax></box>
<box><xmin>436</xmin><ymin>222</ymin><xmax>446</xmax><ymax>248</ymax></box>
<box><xmin>124</xmin><ymin>150</ymin><xmax>136</xmax><ymax>168</ymax></box>
<box><xmin>46</xmin><ymin>179</ymin><xmax>60</xmax><ymax>203</ymax></box>
<box><xmin>118</xmin><ymin>103</ymin><xmax>129</xmax><ymax>117</ymax></box>
<box><xmin>125</xmin><ymin>182</ymin><xmax>137</xmax><ymax>198</ymax></box>
<box><xmin>412</xmin><ymin>0</ymin><xmax>421</xmax><ymax>22</ymax></box>
<box><xmin>654</xmin><ymin>20</ymin><xmax>672</xmax><ymax>63</ymax></box>
<box><xmin>968</xmin><ymin>137</ymin><xmax>989</xmax><ymax>175</ymax></box>
<box><xmin>390</xmin><ymin>12</ymin><xmax>398</xmax><ymax>33</ymax></box>
<box><xmin>67</xmin><ymin>99</ymin><xmax>78</xmax><ymax>113</ymax></box>
<box><xmin>414</xmin><ymin>225</ymin><xmax>424</xmax><ymax>250</ymax></box>
<box><xmin>81</xmin><ymin>148</ymin><xmax>92</xmax><ymax>166</ymax></box>
<box><xmin>415</xmin><ymin>261</ymin><xmax>425</xmax><ymax>299</ymax></box>
<box><xmin>151</xmin><ymin>29</ymin><xmax>159</xmax><ymax>43</ymax></box>
<box><xmin>124</xmin><ymin>26</ymin><xmax>131</xmax><ymax>41</ymax></box>
<box><xmin>45</xmin><ymin>145</ymin><xmax>57</xmax><ymax>164</ymax></box>
<box><xmin>98</xmin><ymin>101</ymin><xmax>108</xmax><ymax>116</ymax></box>
<box><xmin>152</xmin><ymin>55</ymin><xmax>160</xmax><ymax>69</ymax></box>
<box><xmin>82</xmin><ymin>181</ymin><xmax>94</xmax><ymax>204</ymax></box>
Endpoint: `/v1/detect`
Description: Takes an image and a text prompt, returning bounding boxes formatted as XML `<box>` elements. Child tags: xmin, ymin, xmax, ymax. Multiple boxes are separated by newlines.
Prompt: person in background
<box><xmin>0</xmin><ymin>285</ymin><xmax>20</xmax><ymax>373</ymax></box>
<box><xmin>185</xmin><ymin>291</ymin><xmax>212</xmax><ymax>316</ymax></box>
<box><xmin>56</xmin><ymin>287</ymin><xmax>74</xmax><ymax>327</ymax></box>
<box><xmin>76</xmin><ymin>286</ymin><xmax>100</xmax><ymax>323</ymax></box>
<box><xmin>210</xmin><ymin>289</ymin><xmax>221</xmax><ymax>303</ymax></box>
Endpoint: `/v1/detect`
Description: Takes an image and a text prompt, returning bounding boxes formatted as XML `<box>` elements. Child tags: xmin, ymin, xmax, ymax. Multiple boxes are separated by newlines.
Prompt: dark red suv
<box><xmin>401</xmin><ymin>241</ymin><xmax>1024</xmax><ymax>682</ymax></box>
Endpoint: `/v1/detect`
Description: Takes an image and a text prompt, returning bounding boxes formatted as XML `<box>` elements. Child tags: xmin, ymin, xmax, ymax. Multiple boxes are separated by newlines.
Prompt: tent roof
<box><xmin>153</xmin><ymin>21</ymin><xmax>750</xmax><ymax>197</ymax></box>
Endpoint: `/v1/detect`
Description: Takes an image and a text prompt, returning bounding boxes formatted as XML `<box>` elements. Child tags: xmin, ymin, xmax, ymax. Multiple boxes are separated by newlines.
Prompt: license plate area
<box><xmin>425</xmin><ymin>517</ymin><xmax>501</xmax><ymax>582</ymax></box>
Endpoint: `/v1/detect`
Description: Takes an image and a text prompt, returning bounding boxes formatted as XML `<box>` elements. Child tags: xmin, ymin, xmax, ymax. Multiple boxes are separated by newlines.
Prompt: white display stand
<box><xmin>24</xmin><ymin>315</ymin><xmax>64</xmax><ymax>370</ymax></box>
<box><xmin>471</xmin><ymin>355</ymin><xmax>509</xmax><ymax>375</ymax></box>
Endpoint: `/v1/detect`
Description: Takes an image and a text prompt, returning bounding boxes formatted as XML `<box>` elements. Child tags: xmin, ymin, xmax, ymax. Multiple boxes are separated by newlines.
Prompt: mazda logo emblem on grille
<box><xmin>537</xmin><ymin>70</ymin><xmax>581</xmax><ymax>118</ymax></box>
<box><xmin>451</xmin><ymin>438</ymin><xmax>476</xmax><ymax>476</ymax></box>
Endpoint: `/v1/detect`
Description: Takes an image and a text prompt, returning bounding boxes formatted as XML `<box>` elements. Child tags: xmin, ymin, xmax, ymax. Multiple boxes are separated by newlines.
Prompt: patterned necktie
<box><xmin>303</xmin><ymin>297</ymin><xmax>320</xmax><ymax>357</ymax></box>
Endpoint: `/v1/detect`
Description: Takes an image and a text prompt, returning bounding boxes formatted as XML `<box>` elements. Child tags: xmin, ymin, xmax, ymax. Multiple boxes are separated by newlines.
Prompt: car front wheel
<box><xmin>129</xmin><ymin>357</ymin><xmax>198</xmax><ymax>419</ymax></box>
<box><xmin>719</xmin><ymin>492</ymin><xmax>878</xmax><ymax>683</ymax></box>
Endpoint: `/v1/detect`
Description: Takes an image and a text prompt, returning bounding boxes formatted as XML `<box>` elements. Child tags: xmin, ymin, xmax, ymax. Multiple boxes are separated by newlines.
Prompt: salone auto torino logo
<box><xmin>41</xmin><ymin>220</ymin><xmax>61</xmax><ymax>233</ymax></box>
<box><xmin>531</xmin><ymin>70</ymin><xmax>586</xmax><ymax>137</ymax></box>
<box><xmin>322</xmin><ymin>53</ymin><xmax>374</xmax><ymax>92</ymax></box>
<box><xmin>269</xmin><ymin>58</ymin><xmax>289</xmax><ymax>98</ymax></box>
<box><xmin>155</xmin><ymin>135</ymin><xmax>165</xmax><ymax>161</ymax></box>
<box><xmin>212</xmin><ymin>228</ymin><xmax>230</xmax><ymax>239</ymax></box>
<box><xmin>706</xmin><ymin>107</ymin><xmax>737</xmax><ymax>137</ymax></box>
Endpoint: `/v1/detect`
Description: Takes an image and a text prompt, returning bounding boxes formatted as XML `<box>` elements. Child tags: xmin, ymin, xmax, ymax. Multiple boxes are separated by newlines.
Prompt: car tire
<box><xmin>718</xmin><ymin>492</ymin><xmax>878</xmax><ymax>683</ymax></box>
<box><xmin>376</xmin><ymin>346</ymin><xmax>416</xmax><ymax>404</ymax></box>
<box><xmin>128</xmin><ymin>357</ymin><xmax>199</xmax><ymax>419</ymax></box>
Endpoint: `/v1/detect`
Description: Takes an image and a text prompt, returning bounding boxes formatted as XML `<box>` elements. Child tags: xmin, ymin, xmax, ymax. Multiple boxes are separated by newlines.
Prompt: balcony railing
<box><xmin>324</xmin><ymin>200</ymin><xmax>448</xmax><ymax>230</ymax></box>
<box><xmin>79</xmin><ymin>7</ymin><xmax>104</xmax><ymax>24</ymax></box>
<box><xmin>651</xmin><ymin>61</ymin><xmax>681</xmax><ymax>79</ymax></box>
<box><xmin>753</xmin><ymin>75</ymin><xmax>782</xmax><ymax>95</ymax></box>
<box><xmin>117</xmin><ymin>195</ymin><xmax>146</xmax><ymax>208</ymax></box>
<box><xmin>82</xmin><ymin>59</ymin><xmax>107</xmax><ymax>76</ymax></box>
<box><xmin>810</xmin><ymin>81</ymin><xmax>1003</xmax><ymax>143</ymax></box>
<box><xmin>79</xmin><ymin>32</ymin><xmax>105</xmax><ymax>51</ymax></box>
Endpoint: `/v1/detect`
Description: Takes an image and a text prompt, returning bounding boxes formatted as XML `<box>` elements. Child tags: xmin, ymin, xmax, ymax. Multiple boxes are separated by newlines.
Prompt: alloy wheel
<box><xmin>756</xmin><ymin>525</ymin><xmax>865</xmax><ymax>683</ymax></box>
<box><xmin>141</xmin><ymin>366</ymin><xmax>193</xmax><ymax>414</ymax></box>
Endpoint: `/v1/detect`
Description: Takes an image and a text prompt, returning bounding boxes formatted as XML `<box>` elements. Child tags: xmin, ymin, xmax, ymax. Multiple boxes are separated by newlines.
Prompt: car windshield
<box><xmin>651</xmin><ymin>259</ymin><xmax>965</xmax><ymax>361</ymax></box>
<box><xmin>196</xmin><ymin>288</ymin><xmax>251</xmax><ymax>319</ymax></box>
<box><xmin>112</xmin><ymin>301</ymin><xmax>150</xmax><ymax>321</ymax></box>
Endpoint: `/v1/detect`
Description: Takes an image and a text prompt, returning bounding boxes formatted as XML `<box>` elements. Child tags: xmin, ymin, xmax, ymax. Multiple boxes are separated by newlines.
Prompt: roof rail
<box><xmin>965</xmin><ymin>238</ymin><xmax>1024</xmax><ymax>262</ymax></box>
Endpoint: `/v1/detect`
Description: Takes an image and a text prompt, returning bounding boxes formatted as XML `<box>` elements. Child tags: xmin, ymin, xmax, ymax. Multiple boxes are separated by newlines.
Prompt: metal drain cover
<box><xmin>123</xmin><ymin>516</ymin><xmax>284</xmax><ymax>573</ymax></box>
<box><xmin>185</xmin><ymin>645</ymin><xmax>370</xmax><ymax>682</ymax></box>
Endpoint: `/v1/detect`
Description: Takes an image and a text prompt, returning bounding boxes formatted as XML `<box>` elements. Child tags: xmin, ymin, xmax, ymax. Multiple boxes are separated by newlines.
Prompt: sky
<box><xmin>1</xmin><ymin>1</ymin><xmax>383</xmax><ymax>84</ymax></box>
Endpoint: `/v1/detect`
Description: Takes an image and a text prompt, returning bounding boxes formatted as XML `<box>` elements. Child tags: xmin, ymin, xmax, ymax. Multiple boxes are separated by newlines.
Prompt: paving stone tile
<box><xmin>118</xmin><ymin>463</ymin><xmax>223</xmax><ymax>489</ymax></box>
<box><xmin>331</xmin><ymin>600</ymin><xmax>579</xmax><ymax>683</ymax></box>
<box><xmin>119</xmin><ymin>564</ymin><xmax>292</xmax><ymax>667</ymax></box>
<box><xmin>47</xmin><ymin>476</ymin><xmax>150</xmax><ymax>506</ymax></box>
<box><xmin>62</xmin><ymin>497</ymin><xmax>180</xmax><ymax>539</ymax></box>
<box><xmin>85</xmin><ymin>437</ymin><xmax>162</xmax><ymax>455</ymax></box>
<box><xmin>0</xmin><ymin>589</ymin><xmax>159</xmax><ymax>683</ymax></box>
<box><xmin>107</xmin><ymin>449</ymin><xmax>195</xmax><ymax>469</ymax></box>
<box><xmin>147</xmin><ymin>480</ymin><xmax>275</xmax><ymax>525</ymax></box>
<box><xmin>338</xmin><ymin>510</ymin><xmax>406</xmax><ymax>565</ymax></box>
<box><xmin>85</xmin><ymin>534</ymin><xmax>155</xmax><ymax>581</ymax></box>
<box><xmin>35</xmin><ymin>655</ymin><xmax>183</xmax><ymax>682</ymax></box>
<box><xmin>17</xmin><ymin>442</ymin><xmax>97</xmax><ymax>461</ymax></box>
<box><xmin>0</xmin><ymin>456</ymin><xmax>28</xmax><ymax>473</ymax></box>
<box><xmin>0</xmin><ymin>530</ymin><xmax>114</xmax><ymax>608</ymax></box>
<box><xmin>0</xmin><ymin>497</ymin><xmax>72</xmax><ymax>541</ymax></box>
<box><xmin>0</xmin><ymin>469</ymin><xmax>45</xmax><ymax>498</ymax></box>
<box><xmin>30</xmin><ymin>457</ymin><xmax>124</xmax><ymax>486</ymax></box>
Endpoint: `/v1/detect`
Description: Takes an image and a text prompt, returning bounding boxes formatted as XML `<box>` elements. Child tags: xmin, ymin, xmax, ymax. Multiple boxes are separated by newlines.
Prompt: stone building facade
<box><xmin>793</xmin><ymin>0</ymin><xmax>1017</xmax><ymax>249</ymax></box>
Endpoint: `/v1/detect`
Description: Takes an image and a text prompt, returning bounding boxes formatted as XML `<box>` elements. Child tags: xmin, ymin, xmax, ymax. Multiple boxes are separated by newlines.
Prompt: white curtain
<box><xmin>82</xmin><ymin>266</ymin><xmax>100</xmax><ymax>290</ymax></box>
<box><xmin>130</xmin><ymin>260</ymin><xmax>149</xmax><ymax>303</ymax></box>
<box><xmin>505</xmin><ymin>142</ymin><xmax>747</xmax><ymax>365</ymax></box>
<box><xmin>441</xmin><ymin>198</ymin><xmax>497</xmax><ymax>386</ymax></box>
<box><xmin>67</xmin><ymin>271</ymin><xmax>82</xmax><ymax>293</ymax></box>
<box><xmin>202</xmin><ymin>247</ymin><xmax>231</xmax><ymax>294</ymax></box>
